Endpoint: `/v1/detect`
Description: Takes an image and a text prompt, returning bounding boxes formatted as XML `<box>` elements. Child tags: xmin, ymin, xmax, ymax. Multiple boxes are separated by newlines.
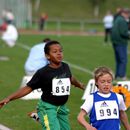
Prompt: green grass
<box><xmin>0</xmin><ymin>34</ymin><xmax>130</xmax><ymax>130</ymax></box>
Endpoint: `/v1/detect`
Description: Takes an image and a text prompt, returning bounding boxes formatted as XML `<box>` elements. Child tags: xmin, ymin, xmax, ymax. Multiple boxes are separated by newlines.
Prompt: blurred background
<box><xmin>0</xmin><ymin>0</ymin><xmax>129</xmax><ymax>32</ymax></box>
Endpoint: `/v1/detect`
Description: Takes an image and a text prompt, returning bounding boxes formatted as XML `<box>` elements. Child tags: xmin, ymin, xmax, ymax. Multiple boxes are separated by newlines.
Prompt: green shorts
<box><xmin>37</xmin><ymin>99</ymin><xmax>70</xmax><ymax>130</ymax></box>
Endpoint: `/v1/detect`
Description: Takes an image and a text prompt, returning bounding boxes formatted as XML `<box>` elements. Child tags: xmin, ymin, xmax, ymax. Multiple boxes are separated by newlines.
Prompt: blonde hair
<box><xmin>94</xmin><ymin>66</ymin><xmax>114</xmax><ymax>83</ymax></box>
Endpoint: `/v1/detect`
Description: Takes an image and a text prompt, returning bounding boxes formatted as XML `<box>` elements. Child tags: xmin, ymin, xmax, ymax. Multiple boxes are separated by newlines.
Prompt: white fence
<box><xmin>45</xmin><ymin>19</ymin><xmax>102</xmax><ymax>32</ymax></box>
<box><xmin>29</xmin><ymin>18</ymin><xmax>103</xmax><ymax>34</ymax></box>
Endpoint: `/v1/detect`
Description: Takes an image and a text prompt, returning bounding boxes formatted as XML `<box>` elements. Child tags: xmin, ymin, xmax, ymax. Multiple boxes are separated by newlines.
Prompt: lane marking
<box><xmin>0</xmin><ymin>56</ymin><xmax>10</xmax><ymax>61</ymax></box>
<box><xmin>0</xmin><ymin>124</ymin><xmax>12</xmax><ymax>130</ymax></box>
<box><xmin>65</xmin><ymin>61</ymin><xmax>93</xmax><ymax>75</ymax></box>
<box><xmin>17</xmin><ymin>43</ymin><xmax>31</xmax><ymax>51</ymax></box>
<box><xmin>17</xmin><ymin>43</ymin><xmax>93</xmax><ymax>75</ymax></box>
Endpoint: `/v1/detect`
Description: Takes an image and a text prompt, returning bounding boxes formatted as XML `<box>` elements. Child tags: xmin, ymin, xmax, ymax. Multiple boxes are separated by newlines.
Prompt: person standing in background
<box><xmin>39</xmin><ymin>13</ymin><xmax>48</xmax><ymax>31</ymax></box>
<box><xmin>103</xmin><ymin>10</ymin><xmax>113</xmax><ymax>43</ymax></box>
<box><xmin>111</xmin><ymin>8</ymin><xmax>130</xmax><ymax>80</ymax></box>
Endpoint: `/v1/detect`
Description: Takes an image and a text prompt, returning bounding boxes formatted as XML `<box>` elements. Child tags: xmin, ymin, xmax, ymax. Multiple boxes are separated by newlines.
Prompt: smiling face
<box><xmin>46</xmin><ymin>43</ymin><xmax>63</xmax><ymax>67</ymax></box>
<box><xmin>96</xmin><ymin>73</ymin><xmax>113</xmax><ymax>94</ymax></box>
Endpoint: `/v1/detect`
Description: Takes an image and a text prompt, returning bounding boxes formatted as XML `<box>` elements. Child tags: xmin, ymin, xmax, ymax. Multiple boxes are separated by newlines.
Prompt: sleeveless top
<box><xmin>89</xmin><ymin>91</ymin><xmax>120</xmax><ymax>130</ymax></box>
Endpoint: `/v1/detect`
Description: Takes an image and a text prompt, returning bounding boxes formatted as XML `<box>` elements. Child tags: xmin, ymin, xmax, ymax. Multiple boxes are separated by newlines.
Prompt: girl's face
<box><xmin>96</xmin><ymin>74</ymin><xmax>113</xmax><ymax>94</ymax></box>
<box><xmin>46</xmin><ymin>44</ymin><xmax>63</xmax><ymax>65</ymax></box>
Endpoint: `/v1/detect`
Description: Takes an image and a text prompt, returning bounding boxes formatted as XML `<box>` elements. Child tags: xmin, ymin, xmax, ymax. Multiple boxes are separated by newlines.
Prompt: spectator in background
<box><xmin>103</xmin><ymin>10</ymin><xmax>113</xmax><ymax>43</ymax></box>
<box><xmin>39</xmin><ymin>13</ymin><xmax>48</xmax><ymax>31</ymax></box>
<box><xmin>24</xmin><ymin>38</ymin><xmax>51</xmax><ymax>75</ymax></box>
<box><xmin>111</xmin><ymin>8</ymin><xmax>130</xmax><ymax>80</ymax></box>
<box><xmin>113</xmin><ymin>7</ymin><xmax>122</xmax><ymax>21</ymax></box>
<box><xmin>114</xmin><ymin>8</ymin><xmax>130</xmax><ymax>33</ymax></box>
<box><xmin>0</xmin><ymin>23</ymin><xmax>18</xmax><ymax>47</ymax></box>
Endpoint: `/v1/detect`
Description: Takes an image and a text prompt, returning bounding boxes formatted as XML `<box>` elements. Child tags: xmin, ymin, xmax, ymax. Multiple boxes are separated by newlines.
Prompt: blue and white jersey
<box><xmin>89</xmin><ymin>91</ymin><xmax>120</xmax><ymax>130</ymax></box>
<box><xmin>81</xmin><ymin>91</ymin><xmax>126</xmax><ymax>130</ymax></box>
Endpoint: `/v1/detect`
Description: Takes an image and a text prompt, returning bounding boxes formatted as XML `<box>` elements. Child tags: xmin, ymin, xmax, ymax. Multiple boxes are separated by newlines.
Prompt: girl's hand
<box><xmin>86</xmin><ymin>125</ymin><xmax>97</xmax><ymax>130</ymax></box>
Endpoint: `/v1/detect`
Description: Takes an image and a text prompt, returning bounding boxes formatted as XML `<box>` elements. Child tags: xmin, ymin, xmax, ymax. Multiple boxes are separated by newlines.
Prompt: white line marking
<box><xmin>17</xmin><ymin>43</ymin><xmax>31</xmax><ymax>50</ymax></box>
<box><xmin>0</xmin><ymin>56</ymin><xmax>10</xmax><ymax>61</ymax></box>
<box><xmin>0</xmin><ymin>124</ymin><xmax>12</xmax><ymax>130</ymax></box>
<box><xmin>17</xmin><ymin>43</ymin><xmax>93</xmax><ymax>75</ymax></box>
<box><xmin>65</xmin><ymin>61</ymin><xmax>93</xmax><ymax>75</ymax></box>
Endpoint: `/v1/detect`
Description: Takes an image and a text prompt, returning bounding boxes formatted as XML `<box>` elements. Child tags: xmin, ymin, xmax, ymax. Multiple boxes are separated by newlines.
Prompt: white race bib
<box><xmin>95</xmin><ymin>100</ymin><xmax>119</xmax><ymax>120</ymax></box>
<box><xmin>52</xmin><ymin>78</ymin><xmax>71</xmax><ymax>96</ymax></box>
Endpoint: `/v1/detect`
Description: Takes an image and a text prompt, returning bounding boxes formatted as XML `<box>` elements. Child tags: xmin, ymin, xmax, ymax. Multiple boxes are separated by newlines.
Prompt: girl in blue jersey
<box><xmin>77</xmin><ymin>66</ymin><xmax>130</xmax><ymax>130</ymax></box>
<box><xmin>0</xmin><ymin>40</ymin><xmax>84</xmax><ymax>130</ymax></box>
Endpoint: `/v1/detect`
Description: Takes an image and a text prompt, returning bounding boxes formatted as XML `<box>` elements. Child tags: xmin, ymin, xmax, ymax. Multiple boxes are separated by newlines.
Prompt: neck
<box><xmin>49</xmin><ymin>62</ymin><xmax>62</xmax><ymax>68</ymax></box>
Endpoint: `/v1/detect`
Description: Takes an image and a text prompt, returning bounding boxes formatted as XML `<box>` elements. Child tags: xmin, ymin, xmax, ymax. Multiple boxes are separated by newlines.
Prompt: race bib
<box><xmin>52</xmin><ymin>78</ymin><xmax>71</xmax><ymax>96</ymax></box>
<box><xmin>95</xmin><ymin>100</ymin><xmax>119</xmax><ymax>120</ymax></box>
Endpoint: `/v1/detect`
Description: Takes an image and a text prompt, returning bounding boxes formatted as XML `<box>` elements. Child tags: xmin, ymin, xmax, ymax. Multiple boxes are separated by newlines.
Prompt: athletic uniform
<box><xmin>27</xmin><ymin>62</ymin><xmax>72</xmax><ymax>130</ymax></box>
<box><xmin>81</xmin><ymin>91</ymin><xmax>126</xmax><ymax>130</ymax></box>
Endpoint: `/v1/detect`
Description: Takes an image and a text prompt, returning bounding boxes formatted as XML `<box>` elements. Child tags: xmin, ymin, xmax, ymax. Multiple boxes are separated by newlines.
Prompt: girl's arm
<box><xmin>120</xmin><ymin>110</ymin><xmax>130</xmax><ymax>130</ymax></box>
<box><xmin>0</xmin><ymin>86</ymin><xmax>32</xmax><ymax>108</ymax></box>
<box><xmin>77</xmin><ymin>109</ymin><xmax>97</xmax><ymax>130</ymax></box>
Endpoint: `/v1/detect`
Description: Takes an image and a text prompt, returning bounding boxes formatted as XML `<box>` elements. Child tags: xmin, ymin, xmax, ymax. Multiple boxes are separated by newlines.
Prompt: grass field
<box><xmin>0</xmin><ymin>33</ymin><xmax>130</xmax><ymax>130</ymax></box>
<box><xmin>31</xmin><ymin>0</ymin><xmax>130</xmax><ymax>19</ymax></box>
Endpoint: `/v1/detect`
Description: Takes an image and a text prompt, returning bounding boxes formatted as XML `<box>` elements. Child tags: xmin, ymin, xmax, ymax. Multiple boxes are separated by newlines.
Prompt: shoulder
<box><xmin>62</xmin><ymin>62</ymin><xmax>69</xmax><ymax>67</ymax></box>
<box><xmin>110</xmin><ymin>91</ymin><xmax>120</xmax><ymax>98</ymax></box>
<box><xmin>37</xmin><ymin>64</ymin><xmax>49</xmax><ymax>73</ymax></box>
<box><xmin>81</xmin><ymin>94</ymin><xmax>94</xmax><ymax>113</ymax></box>
<box><xmin>116</xmin><ymin>93</ymin><xmax>124</xmax><ymax>101</ymax></box>
<box><xmin>115</xmin><ymin>93</ymin><xmax>127</xmax><ymax>110</ymax></box>
<box><xmin>115</xmin><ymin>93</ymin><xmax>125</xmax><ymax>106</ymax></box>
<box><xmin>117</xmin><ymin>16</ymin><xmax>125</xmax><ymax>22</ymax></box>
<box><xmin>87</xmin><ymin>94</ymin><xmax>94</xmax><ymax>100</ymax></box>
<box><xmin>62</xmin><ymin>62</ymin><xmax>71</xmax><ymax>72</ymax></box>
<box><xmin>62</xmin><ymin>61</ymin><xmax>68</xmax><ymax>65</ymax></box>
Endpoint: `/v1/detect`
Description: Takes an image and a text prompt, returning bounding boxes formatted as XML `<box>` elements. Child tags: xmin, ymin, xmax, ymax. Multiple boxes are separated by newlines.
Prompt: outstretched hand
<box><xmin>0</xmin><ymin>98</ymin><xmax>10</xmax><ymax>109</ymax></box>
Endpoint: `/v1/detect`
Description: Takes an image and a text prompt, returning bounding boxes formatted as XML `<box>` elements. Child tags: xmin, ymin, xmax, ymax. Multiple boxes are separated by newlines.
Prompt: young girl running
<box><xmin>77</xmin><ymin>66</ymin><xmax>130</xmax><ymax>130</ymax></box>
